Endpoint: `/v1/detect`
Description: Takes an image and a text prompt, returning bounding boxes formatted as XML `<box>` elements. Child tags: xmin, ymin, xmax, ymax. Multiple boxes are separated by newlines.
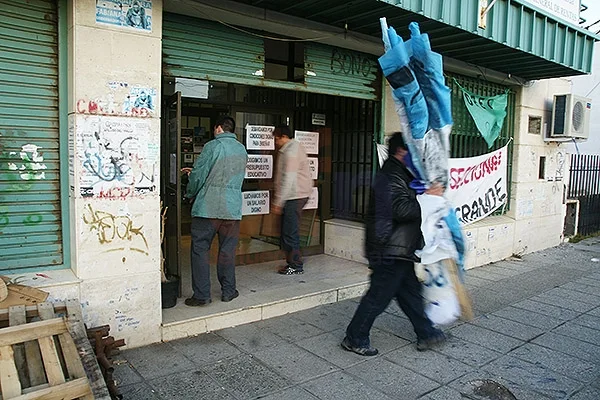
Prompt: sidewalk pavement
<box><xmin>114</xmin><ymin>238</ymin><xmax>600</xmax><ymax>400</ymax></box>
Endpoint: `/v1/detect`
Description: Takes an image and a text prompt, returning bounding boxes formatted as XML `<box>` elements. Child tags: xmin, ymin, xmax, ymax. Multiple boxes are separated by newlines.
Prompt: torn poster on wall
<box><xmin>77</xmin><ymin>86</ymin><xmax>157</xmax><ymax>118</ymax></box>
<box><xmin>96</xmin><ymin>0</ymin><xmax>152</xmax><ymax>32</ymax></box>
<box><xmin>76</xmin><ymin>115</ymin><xmax>158</xmax><ymax>198</ymax></box>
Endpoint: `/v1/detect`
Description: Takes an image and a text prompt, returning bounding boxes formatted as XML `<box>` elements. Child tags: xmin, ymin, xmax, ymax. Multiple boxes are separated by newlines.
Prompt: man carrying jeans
<box><xmin>271</xmin><ymin>125</ymin><xmax>313</xmax><ymax>275</ymax></box>
<box><xmin>183</xmin><ymin>116</ymin><xmax>247</xmax><ymax>306</ymax></box>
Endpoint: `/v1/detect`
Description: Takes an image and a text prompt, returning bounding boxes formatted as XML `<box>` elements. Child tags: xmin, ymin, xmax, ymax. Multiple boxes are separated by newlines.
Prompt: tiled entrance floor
<box><xmin>161</xmin><ymin>254</ymin><xmax>370</xmax><ymax>341</ymax></box>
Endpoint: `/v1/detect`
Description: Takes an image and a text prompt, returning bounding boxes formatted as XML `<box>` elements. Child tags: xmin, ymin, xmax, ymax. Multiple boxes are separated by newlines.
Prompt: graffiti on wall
<box><xmin>77</xmin><ymin>85</ymin><xmax>156</xmax><ymax>118</ymax></box>
<box><xmin>82</xmin><ymin>204</ymin><xmax>149</xmax><ymax>255</ymax></box>
<box><xmin>76</xmin><ymin>115</ymin><xmax>158</xmax><ymax>198</ymax></box>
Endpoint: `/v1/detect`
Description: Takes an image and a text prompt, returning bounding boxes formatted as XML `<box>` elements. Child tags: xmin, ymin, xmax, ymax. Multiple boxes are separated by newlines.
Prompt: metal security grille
<box><xmin>331</xmin><ymin>97</ymin><xmax>379</xmax><ymax>221</ymax></box>
<box><xmin>0</xmin><ymin>0</ymin><xmax>62</xmax><ymax>271</ymax></box>
<box><xmin>568</xmin><ymin>154</ymin><xmax>600</xmax><ymax>235</ymax></box>
<box><xmin>447</xmin><ymin>72</ymin><xmax>516</xmax><ymax>211</ymax></box>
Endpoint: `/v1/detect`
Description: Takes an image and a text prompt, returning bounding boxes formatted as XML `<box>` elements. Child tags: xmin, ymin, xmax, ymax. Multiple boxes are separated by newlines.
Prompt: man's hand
<box><xmin>425</xmin><ymin>183</ymin><xmax>445</xmax><ymax>196</ymax></box>
<box><xmin>271</xmin><ymin>205</ymin><xmax>283</xmax><ymax>215</ymax></box>
<box><xmin>181</xmin><ymin>167</ymin><xmax>192</xmax><ymax>175</ymax></box>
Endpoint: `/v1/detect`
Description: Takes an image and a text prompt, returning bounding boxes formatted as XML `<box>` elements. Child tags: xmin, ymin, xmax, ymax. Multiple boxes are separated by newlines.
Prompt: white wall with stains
<box><xmin>65</xmin><ymin>0</ymin><xmax>163</xmax><ymax>347</ymax></box>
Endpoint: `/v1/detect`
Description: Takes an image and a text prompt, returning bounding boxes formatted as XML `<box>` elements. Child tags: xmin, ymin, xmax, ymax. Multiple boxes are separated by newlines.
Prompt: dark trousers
<box><xmin>190</xmin><ymin>217</ymin><xmax>240</xmax><ymax>301</ymax></box>
<box><xmin>346</xmin><ymin>258</ymin><xmax>435</xmax><ymax>347</ymax></box>
<box><xmin>281</xmin><ymin>198</ymin><xmax>308</xmax><ymax>270</ymax></box>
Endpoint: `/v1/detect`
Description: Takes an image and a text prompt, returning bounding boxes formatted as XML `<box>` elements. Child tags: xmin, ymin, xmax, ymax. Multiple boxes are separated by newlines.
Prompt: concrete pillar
<box><xmin>67</xmin><ymin>0</ymin><xmax>163</xmax><ymax>347</ymax></box>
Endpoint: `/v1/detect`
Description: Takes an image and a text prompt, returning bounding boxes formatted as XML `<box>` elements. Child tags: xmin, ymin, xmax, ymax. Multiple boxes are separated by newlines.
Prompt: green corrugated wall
<box><xmin>162</xmin><ymin>13</ymin><xmax>381</xmax><ymax>100</ymax></box>
<box><xmin>0</xmin><ymin>0</ymin><xmax>63</xmax><ymax>270</ymax></box>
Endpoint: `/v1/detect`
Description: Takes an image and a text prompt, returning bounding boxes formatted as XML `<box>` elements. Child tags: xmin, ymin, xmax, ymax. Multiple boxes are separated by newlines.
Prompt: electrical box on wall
<box><xmin>549</xmin><ymin>94</ymin><xmax>591</xmax><ymax>140</ymax></box>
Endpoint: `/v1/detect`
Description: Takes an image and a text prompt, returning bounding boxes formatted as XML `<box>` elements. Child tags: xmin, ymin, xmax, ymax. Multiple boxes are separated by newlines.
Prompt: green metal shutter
<box><xmin>305</xmin><ymin>43</ymin><xmax>380</xmax><ymax>100</ymax></box>
<box><xmin>162</xmin><ymin>13</ymin><xmax>381</xmax><ymax>100</ymax></box>
<box><xmin>0</xmin><ymin>0</ymin><xmax>63</xmax><ymax>270</ymax></box>
<box><xmin>162</xmin><ymin>13</ymin><xmax>264</xmax><ymax>85</ymax></box>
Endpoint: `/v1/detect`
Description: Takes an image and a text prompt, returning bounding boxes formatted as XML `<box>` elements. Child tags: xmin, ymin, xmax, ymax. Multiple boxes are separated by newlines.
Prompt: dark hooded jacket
<box><xmin>365</xmin><ymin>155</ymin><xmax>424</xmax><ymax>262</ymax></box>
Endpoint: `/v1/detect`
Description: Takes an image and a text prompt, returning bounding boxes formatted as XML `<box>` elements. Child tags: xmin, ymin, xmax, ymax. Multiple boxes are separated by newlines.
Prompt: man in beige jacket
<box><xmin>271</xmin><ymin>125</ymin><xmax>313</xmax><ymax>274</ymax></box>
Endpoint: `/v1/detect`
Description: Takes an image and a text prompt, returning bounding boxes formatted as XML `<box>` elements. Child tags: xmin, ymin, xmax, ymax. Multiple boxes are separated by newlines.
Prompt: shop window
<box><xmin>264</xmin><ymin>39</ymin><xmax>305</xmax><ymax>83</ymax></box>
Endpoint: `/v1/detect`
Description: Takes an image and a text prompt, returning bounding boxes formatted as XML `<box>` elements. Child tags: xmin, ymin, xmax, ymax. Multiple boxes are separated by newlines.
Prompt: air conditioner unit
<box><xmin>549</xmin><ymin>94</ymin><xmax>591</xmax><ymax>139</ymax></box>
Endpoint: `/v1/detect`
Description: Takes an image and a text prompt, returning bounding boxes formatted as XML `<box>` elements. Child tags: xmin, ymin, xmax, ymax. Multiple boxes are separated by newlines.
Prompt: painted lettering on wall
<box><xmin>82</xmin><ymin>204</ymin><xmax>149</xmax><ymax>255</ymax></box>
<box><xmin>330</xmin><ymin>48</ymin><xmax>374</xmax><ymax>78</ymax></box>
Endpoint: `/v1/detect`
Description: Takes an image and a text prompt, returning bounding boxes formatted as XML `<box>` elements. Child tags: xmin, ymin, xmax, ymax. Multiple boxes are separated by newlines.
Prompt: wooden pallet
<box><xmin>0</xmin><ymin>299</ymin><xmax>111</xmax><ymax>400</ymax></box>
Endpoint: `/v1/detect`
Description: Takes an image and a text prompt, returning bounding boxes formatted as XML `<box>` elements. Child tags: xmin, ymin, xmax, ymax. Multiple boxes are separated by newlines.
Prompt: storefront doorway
<box><xmin>161</xmin><ymin>83</ymin><xmax>328</xmax><ymax>298</ymax></box>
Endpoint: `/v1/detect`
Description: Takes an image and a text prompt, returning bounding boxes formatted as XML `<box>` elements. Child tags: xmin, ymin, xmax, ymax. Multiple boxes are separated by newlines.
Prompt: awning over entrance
<box><xmin>223</xmin><ymin>0</ymin><xmax>598</xmax><ymax>80</ymax></box>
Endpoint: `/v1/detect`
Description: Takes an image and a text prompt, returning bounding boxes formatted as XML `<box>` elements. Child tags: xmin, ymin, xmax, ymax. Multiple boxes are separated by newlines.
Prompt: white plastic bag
<box><xmin>415</xmin><ymin>261</ymin><xmax>460</xmax><ymax>325</ymax></box>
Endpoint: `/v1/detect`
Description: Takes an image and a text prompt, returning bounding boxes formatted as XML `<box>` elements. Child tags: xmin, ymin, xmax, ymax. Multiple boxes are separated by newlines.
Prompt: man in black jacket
<box><xmin>342</xmin><ymin>133</ymin><xmax>446</xmax><ymax>356</ymax></box>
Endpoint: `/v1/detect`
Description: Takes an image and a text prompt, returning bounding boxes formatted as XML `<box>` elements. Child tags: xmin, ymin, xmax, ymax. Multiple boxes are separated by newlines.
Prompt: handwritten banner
<box><xmin>446</xmin><ymin>145</ymin><xmax>508</xmax><ymax>226</ymax></box>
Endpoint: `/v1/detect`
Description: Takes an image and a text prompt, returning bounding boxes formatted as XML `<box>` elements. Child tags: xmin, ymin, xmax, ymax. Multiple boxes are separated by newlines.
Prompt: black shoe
<box><xmin>222</xmin><ymin>290</ymin><xmax>239</xmax><ymax>302</ymax></box>
<box><xmin>278</xmin><ymin>265</ymin><xmax>304</xmax><ymax>275</ymax></box>
<box><xmin>184</xmin><ymin>297</ymin><xmax>211</xmax><ymax>307</ymax></box>
<box><xmin>416</xmin><ymin>329</ymin><xmax>446</xmax><ymax>351</ymax></box>
<box><xmin>341</xmin><ymin>337</ymin><xmax>379</xmax><ymax>356</ymax></box>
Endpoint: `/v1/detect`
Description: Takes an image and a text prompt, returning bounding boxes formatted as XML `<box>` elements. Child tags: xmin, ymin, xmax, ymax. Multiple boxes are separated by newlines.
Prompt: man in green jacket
<box><xmin>183</xmin><ymin>116</ymin><xmax>248</xmax><ymax>306</ymax></box>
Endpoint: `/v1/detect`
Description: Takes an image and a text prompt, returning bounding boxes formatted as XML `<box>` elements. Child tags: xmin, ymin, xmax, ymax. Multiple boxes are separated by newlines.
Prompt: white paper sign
<box><xmin>308</xmin><ymin>157</ymin><xmax>318</xmax><ymax>180</ymax></box>
<box><xmin>303</xmin><ymin>187</ymin><xmax>319</xmax><ymax>210</ymax></box>
<box><xmin>311</xmin><ymin>113</ymin><xmax>326</xmax><ymax>126</ymax></box>
<box><xmin>245</xmin><ymin>155</ymin><xmax>273</xmax><ymax>179</ymax></box>
<box><xmin>446</xmin><ymin>145</ymin><xmax>508</xmax><ymax>226</ymax></box>
<box><xmin>295</xmin><ymin>130</ymin><xmax>319</xmax><ymax>154</ymax></box>
<box><xmin>246</xmin><ymin>125</ymin><xmax>275</xmax><ymax>150</ymax></box>
<box><xmin>242</xmin><ymin>190</ymin><xmax>270</xmax><ymax>215</ymax></box>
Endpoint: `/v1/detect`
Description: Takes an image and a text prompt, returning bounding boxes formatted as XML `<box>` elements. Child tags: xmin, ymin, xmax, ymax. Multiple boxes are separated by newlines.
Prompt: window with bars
<box><xmin>447</xmin><ymin>72</ymin><xmax>516</xmax><ymax>213</ymax></box>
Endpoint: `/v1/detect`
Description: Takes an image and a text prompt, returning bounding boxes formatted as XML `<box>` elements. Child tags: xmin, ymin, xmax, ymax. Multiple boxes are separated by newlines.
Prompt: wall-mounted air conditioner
<box><xmin>549</xmin><ymin>94</ymin><xmax>591</xmax><ymax>139</ymax></box>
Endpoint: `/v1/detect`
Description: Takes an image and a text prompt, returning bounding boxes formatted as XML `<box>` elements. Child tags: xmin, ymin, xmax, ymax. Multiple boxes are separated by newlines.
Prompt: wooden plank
<box><xmin>65</xmin><ymin>299</ymin><xmax>111</xmax><ymax>400</ymax></box>
<box><xmin>37</xmin><ymin>303</ymin><xmax>69</xmax><ymax>381</ymax></box>
<box><xmin>444</xmin><ymin>259</ymin><xmax>474</xmax><ymax>321</ymax></box>
<box><xmin>0</xmin><ymin>345</ymin><xmax>22</xmax><ymax>398</ymax></box>
<box><xmin>0</xmin><ymin>318</ymin><xmax>66</xmax><ymax>347</ymax></box>
<box><xmin>57</xmin><ymin>333</ymin><xmax>86</xmax><ymax>379</ymax></box>
<box><xmin>11</xmin><ymin>377</ymin><xmax>91</xmax><ymax>400</ymax></box>
<box><xmin>38</xmin><ymin>335</ymin><xmax>66</xmax><ymax>386</ymax></box>
<box><xmin>8</xmin><ymin>305</ymin><xmax>31</xmax><ymax>388</ymax></box>
<box><xmin>0</xmin><ymin>303</ymin><xmax>67</xmax><ymax>322</ymax></box>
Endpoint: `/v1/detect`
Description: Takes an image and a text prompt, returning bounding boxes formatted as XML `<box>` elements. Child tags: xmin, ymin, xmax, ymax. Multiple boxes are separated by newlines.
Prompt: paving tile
<box><xmin>148</xmin><ymin>370</ymin><xmax>236</xmax><ymax>400</ymax></box>
<box><xmin>468</xmin><ymin>287</ymin><xmax>513</xmax><ymax>313</ymax></box>
<box><xmin>533</xmin><ymin>332</ymin><xmax>600</xmax><ymax>363</ymax></box>
<box><xmin>345</xmin><ymin>357</ymin><xmax>439</xmax><ymax>399</ymax></box>
<box><xmin>531</xmin><ymin>291</ymin><xmax>597</xmax><ymax>313</ymax></box>
<box><xmin>481</xmin><ymin>265</ymin><xmax>524</xmax><ymax>277</ymax></box>
<box><xmin>168</xmin><ymin>333</ymin><xmax>242</xmax><ymax>366</ymax></box>
<box><xmin>302</xmin><ymin>371</ymin><xmax>394</xmax><ymax>400</ymax></box>
<box><xmin>470</xmin><ymin>314</ymin><xmax>545</xmax><ymax>341</ymax></box>
<box><xmin>512</xmin><ymin>299</ymin><xmax>580</xmax><ymax>321</ymax></box>
<box><xmin>201</xmin><ymin>354</ymin><xmax>288</xmax><ymax>399</ymax></box>
<box><xmin>372</xmin><ymin>311</ymin><xmax>418</xmax><ymax>341</ymax></box>
<box><xmin>321</xmin><ymin>299</ymin><xmax>363</xmax><ymax>316</ymax></box>
<box><xmin>481</xmin><ymin>355</ymin><xmax>582</xmax><ymax>399</ymax></box>
<box><xmin>449</xmin><ymin>323</ymin><xmax>523</xmax><ymax>353</ymax></box>
<box><xmin>260</xmin><ymin>314</ymin><xmax>326</xmax><ymax>342</ymax></box>
<box><xmin>122</xmin><ymin>343</ymin><xmax>195</xmax><ymax>380</ymax></box>
<box><xmin>493</xmin><ymin>306</ymin><xmax>564</xmax><ymax>331</ymax></box>
<box><xmin>571</xmin><ymin>313</ymin><xmax>600</xmax><ymax>330</ymax></box>
<box><xmin>296</xmin><ymin>328</ymin><xmax>408</xmax><ymax>369</ymax></box>
<box><xmin>118</xmin><ymin>382</ymin><xmax>162</xmax><ymax>400</ymax></box>
<box><xmin>258</xmin><ymin>386</ymin><xmax>319</xmax><ymax>400</ymax></box>
<box><xmin>447</xmin><ymin>370</ymin><xmax>553</xmax><ymax>400</ymax></box>
<box><xmin>293</xmin><ymin>305</ymin><xmax>351</xmax><ymax>332</ymax></box>
<box><xmin>552</xmin><ymin>322</ymin><xmax>600</xmax><ymax>345</ymax></box>
<box><xmin>588</xmin><ymin>306</ymin><xmax>600</xmax><ymax>317</ymax></box>
<box><xmin>509</xmin><ymin>343</ymin><xmax>599</xmax><ymax>383</ymax></box>
<box><xmin>560</xmin><ymin>281</ymin><xmax>600</xmax><ymax>297</ymax></box>
<box><xmin>216</xmin><ymin>321</ymin><xmax>287</xmax><ymax>351</ymax></box>
<box><xmin>569</xmin><ymin>387</ymin><xmax>600</xmax><ymax>400</ymax></box>
<box><xmin>384</xmin><ymin>346</ymin><xmax>474</xmax><ymax>384</ymax></box>
<box><xmin>436</xmin><ymin>337</ymin><xmax>503</xmax><ymax>368</ymax></box>
<box><xmin>418</xmin><ymin>386</ymin><xmax>466</xmax><ymax>400</ymax></box>
<box><xmin>464</xmin><ymin>274</ymin><xmax>496</xmax><ymax>288</ymax></box>
<box><xmin>465</xmin><ymin>268</ymin><xmax>508</xmax><ymax>282</ymax></box>
<box><xmin>112</xmin><ymin>360</ymin><xmax>143</xmax><ymax>387</ymax></box>
<box><xmin>253</xmin><ymin>342</ymin><xmax>339</xmax><ymax>383</ymax></box>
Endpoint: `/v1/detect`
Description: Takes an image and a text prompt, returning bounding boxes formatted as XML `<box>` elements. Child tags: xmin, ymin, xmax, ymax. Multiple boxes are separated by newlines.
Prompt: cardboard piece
<box><xmin>0</xmin><ymin>277</ymin><xmax>49</xmax><ymax>308</ymax></box>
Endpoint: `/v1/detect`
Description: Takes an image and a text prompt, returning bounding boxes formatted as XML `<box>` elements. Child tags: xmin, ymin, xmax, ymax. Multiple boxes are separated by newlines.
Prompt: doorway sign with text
<box><xmin>303</xmin><ymin>187</ymin><xmax>319</xmax><ymax>210</ymax></box>
<box><xmin>295</xmin><ymin>130</ymin><xmax>319</xmax><ymax>155</ymax></box>
<box><xmin>308</xmin><ymin>157</ymin><xmax>318</xmax><ymax>180</ymax></box>
<box><xmin>245</xmin><ymin>155</ymin><xmax>273</xmax><ymax>179</ymax></box>
<box><xmin>242</xmin><ymin>191</ymin><xmax>270</xmax><ymax>215</ymax></box>
<box><xmin>246</xmin><ymin>125</ymin><xmax>275</xmax><ymax>150</ymax></box>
